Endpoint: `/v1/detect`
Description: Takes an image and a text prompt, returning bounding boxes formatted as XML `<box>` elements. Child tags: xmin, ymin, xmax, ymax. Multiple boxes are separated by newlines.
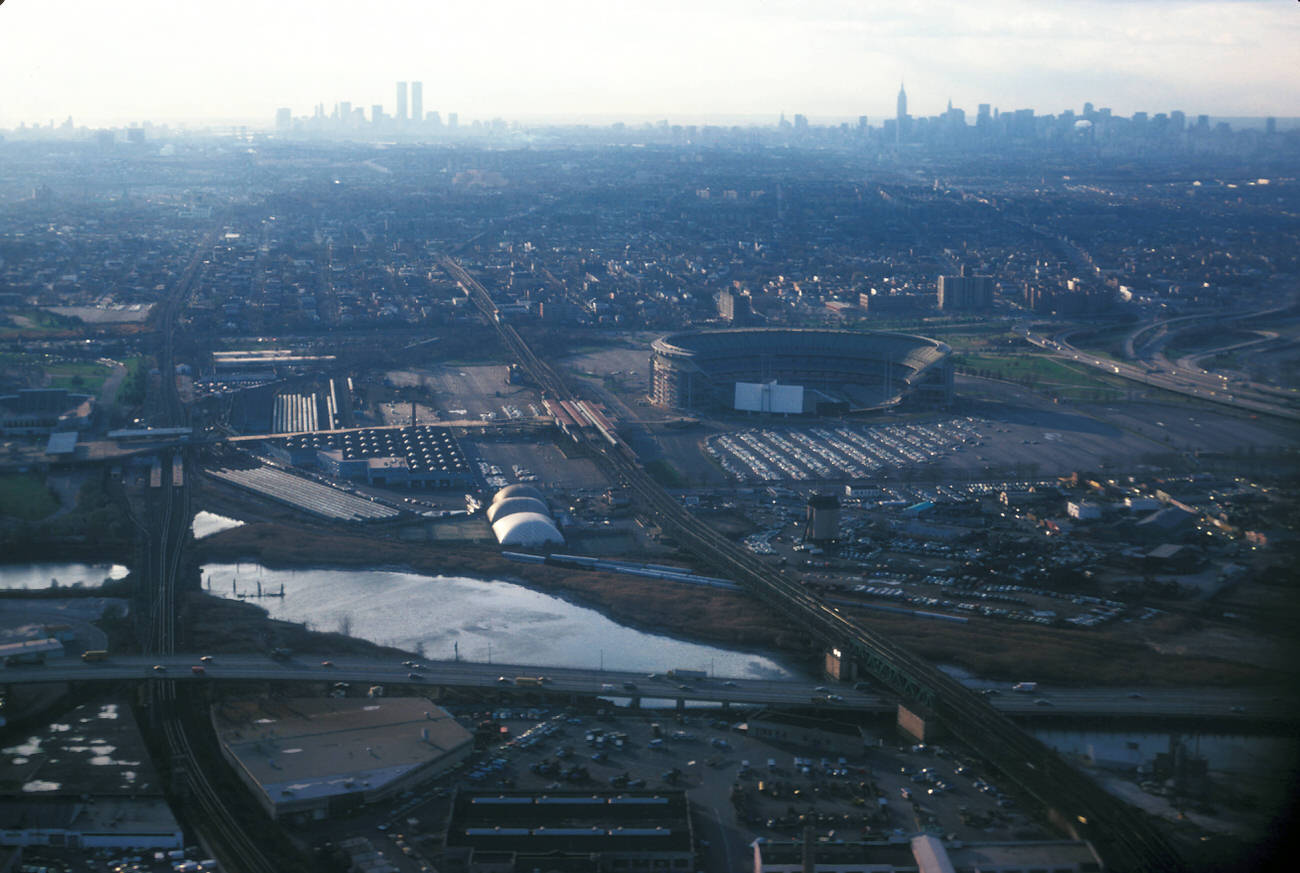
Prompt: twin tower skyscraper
<box><xmin>395</xmin><ymin>81</ymin><xmax>423</xmax><ymax>124</ymax></box>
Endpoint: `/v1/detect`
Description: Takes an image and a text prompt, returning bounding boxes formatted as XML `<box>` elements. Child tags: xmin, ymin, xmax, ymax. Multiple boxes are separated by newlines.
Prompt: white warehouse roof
<box><xmin>492</xmin><ymin>484</ymin><xmax>545</xmax><ymax>505</ymax></box>
<box><xmin>492</xmin><ymin>512</ymin><xmax>564</xmax><ymax>547</ymax></box>
<box><xmin>486</xmin><ymin>496</ymin><xmax>550</xmax><ymax>524</ymax></box>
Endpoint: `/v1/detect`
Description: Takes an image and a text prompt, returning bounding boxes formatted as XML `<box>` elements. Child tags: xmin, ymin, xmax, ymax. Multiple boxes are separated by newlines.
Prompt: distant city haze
<box><xmin>0</xmin><ymin>0</ymin><xmax>1296</xmax><ymax>129</ymax></box>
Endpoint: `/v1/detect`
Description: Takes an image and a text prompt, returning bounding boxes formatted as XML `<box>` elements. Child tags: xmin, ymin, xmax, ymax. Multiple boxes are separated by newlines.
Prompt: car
<box><xmin>1128</xmin><ymin>692</ymin><xmax>1145</xmax><ymax>699</ymax></box>
<box><xmin>408</xmin><ymin>672</ymin><xmax>423</xmax><ymax>681</ymax></box>
<box><xmin>723</xmin><ymin>680</ymin><xmax>737</xmax><ymax>687</ymax></box>
<box><xmin>1034</xmin><ymin>698</ymin><xmax>1052</xmax><ymax>706</ymax></box>
<box><xmin>497</xmin><ymin>676</ymin><xmax>510</xmax><ymax>684</ymax></box>
<box><xmin>1230</xmin><ymin>705</ymin><xmax>1245</xmax><ymax>714</ymax></box>
<box><xmin>623</xmin><ymin>682</ymin><xmax>638</xmax><ymax>691</ymax></box>
<box><xmin>321</xmin><ymin>660</ymin><xmax>334</xmax><ymax>667</ymax></box>
<box><xmin>200</xmin><ymin>655</ymin><xmax>214</xmax><ymax>663</ymax></box>
<box><xmin>152</xmin><ymin>664</ymin><xmax>166</xmax><ymax>672</ymax></box>
<box><xmin>814</xmin><ymin>685</ymin><xmax>828</xmax><ymax>692</ymax></box>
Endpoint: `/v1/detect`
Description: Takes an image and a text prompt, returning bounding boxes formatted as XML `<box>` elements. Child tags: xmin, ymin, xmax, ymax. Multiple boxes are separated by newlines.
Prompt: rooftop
<box><xmin>213</xmin><ymin>697</ymin><xmax>472</xmax><ymax>806</ymax></box>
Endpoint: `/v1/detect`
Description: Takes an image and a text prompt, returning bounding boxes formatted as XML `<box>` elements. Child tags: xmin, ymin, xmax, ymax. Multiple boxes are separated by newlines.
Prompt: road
<box><xmin>3</xmin><ymin>655</ymin><xmax>1291</xmax><ymax>723</ymax></box>
<box><xmin>1020</xmin><ymin>317</ymin><xmax>1300</xmax><ymax>422</ymax></box>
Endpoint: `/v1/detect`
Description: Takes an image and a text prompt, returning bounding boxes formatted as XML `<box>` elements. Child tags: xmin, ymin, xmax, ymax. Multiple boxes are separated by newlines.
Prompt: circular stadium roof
<box><xmin>486</xmin><ymin>496</ymin><xmax>551</xmax><ymax>524</ymax></box>
<box><xmin>492</xmin><ymin>512</ymin><xmax>564</xmax><ymax>547</ymax></box>
<box><xmin>650</xmin><ymin>327</ymin><xmax>951</xmax><ymax>413</ymax></box>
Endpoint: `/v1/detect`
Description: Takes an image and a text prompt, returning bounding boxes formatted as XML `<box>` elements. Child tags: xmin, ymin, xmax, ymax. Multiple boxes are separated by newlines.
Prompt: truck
<box><xmin>666</xmin><ymin>668</ymin><xmax>707</xmax><ymax>681</ymax></box>
<box><xmin>81</xmin><ymin>650</ymin><xmax>109</xmax><ymax>663</ymax></box>
<box><xmin>1012</xmin><ymin>681</ymin><xmax>1038</xmax><ymax>693</ymax></box>
<box><xmin>515</xmin><ymin>676</ymin><xmax>545</xmax><ymax>687</ymax></box>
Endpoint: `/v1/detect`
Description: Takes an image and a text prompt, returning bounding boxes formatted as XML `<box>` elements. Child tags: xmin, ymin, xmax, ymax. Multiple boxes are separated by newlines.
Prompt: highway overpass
<box><xmin>2</xmin><ymin>654</ymin><xmax>1291</xmax><ymax>724</ymax></box>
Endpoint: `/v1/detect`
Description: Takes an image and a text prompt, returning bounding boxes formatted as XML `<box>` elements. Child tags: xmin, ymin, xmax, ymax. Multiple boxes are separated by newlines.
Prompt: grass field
<box><xmin>45</xmin><ymin>360</ymin><xmax>114</xmax><ymax>394</ymax></box>
<box><xmin>0</xmin><ymin>474</ymin><xmax>60</xmax><ymax>521</ymax></box>
<box><xmin>0</xmin><ymin>309</ymin><xmax>83</xmax><ymax>336</ymax></box>
<box><xmin>956</xmin><ymin>353</ymin><xmax>1132</xmax><ymax>402</ymax></box>
<box><xmin>957</xmin><ymin>353</ymin><xmax>1109</xmax><ymax>387</ymax></box>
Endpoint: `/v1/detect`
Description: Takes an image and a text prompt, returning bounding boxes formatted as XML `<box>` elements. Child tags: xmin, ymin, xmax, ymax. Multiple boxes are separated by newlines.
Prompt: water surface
<box><xmin>203</xmin><ymin>562</ymin><xmax>793</xmax><ymax>679</ymax></box>
<box><xmin>0</xmin><ymin>563</ymin><xmax>128</xmax><ymax>591</ymax></box>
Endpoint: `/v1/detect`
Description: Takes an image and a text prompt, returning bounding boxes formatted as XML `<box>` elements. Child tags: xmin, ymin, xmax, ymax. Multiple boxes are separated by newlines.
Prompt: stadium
<box><xmin>650</xmin><ymin>328</ymin><xmax>952</xmax><ymax>414</ymax></box>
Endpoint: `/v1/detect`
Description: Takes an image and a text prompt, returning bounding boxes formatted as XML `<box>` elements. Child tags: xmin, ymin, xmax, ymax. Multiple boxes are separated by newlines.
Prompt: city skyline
<box><xmin>0</xmin><ymin>0</ymin><xmax>1297</xmax><ymax>129</ymax></box>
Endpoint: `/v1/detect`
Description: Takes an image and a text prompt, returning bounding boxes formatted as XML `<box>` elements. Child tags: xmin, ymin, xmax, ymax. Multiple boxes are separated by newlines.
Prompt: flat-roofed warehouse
<box><xmin>213</xmin><ymin>697</ymin><xmax>473</xmax><ymax>821</ymax></box>
<box><xmin>444</xmin><ymin>790</ymin><xmax>695</xmax><ymax>871</ymax></box>
<box><xmin>651</xmin><ymin>328</ymin><xmax>952</xmax><ymax>414</ymax></box>
<box><xmin>265</xmin><ymin>424</ymin><xmax>472</xmax><ymax>489</ymax></box>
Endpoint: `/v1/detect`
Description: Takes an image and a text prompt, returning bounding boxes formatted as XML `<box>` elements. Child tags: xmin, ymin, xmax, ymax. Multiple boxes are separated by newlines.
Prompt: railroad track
<box><xmin>145</xmin><ymin>228</ymin><xmax>281</xmax><ymax>873</ymax></box>
<box><xmin>444</xmin><ymin>253</ymin><xmax>1185</xmax><ymax>872</ymax></box>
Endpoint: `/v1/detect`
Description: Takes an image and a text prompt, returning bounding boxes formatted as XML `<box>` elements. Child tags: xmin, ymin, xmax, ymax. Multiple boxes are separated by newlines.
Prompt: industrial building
<box><xmin>804</xmin><ymin>493</ymin><xmax>842</xmax><ymax>542</ymax></box>
<box><xmin>442</xmin><ymin>789</ymin><xmax>695</xmax><ymax>872</ymax></box>
<box><xmin>488</xmin><ymin>484</ymin><xmax>564</xmax><ymax>547</ymax></box>
<box><xmin>0</xmin><ymin>388</ymin><xmax>94</xmax><ymax>436</ymax></box>
<box><xmin>267</xmin><ymin>424</ymin><xmax>472</xmax><ymax>489</ymax></box>
<box><xmin>0</xmin><ymin>701</ymin><xmax>183</xmax><ymax>850</ymax></box>
<box><xmin>213</xmin><ymin>697</ymin><xmax>473</xmax><ymax>821</ymax></box>
<box><xmin>746</xmin><ymin>710</ymin><xmax>867</xmax><ymax>758</ymax></box>
<box><xmin>650</xmin><ymin>328</ymin><xmax>952</xmax><ymax>414</ymax></box>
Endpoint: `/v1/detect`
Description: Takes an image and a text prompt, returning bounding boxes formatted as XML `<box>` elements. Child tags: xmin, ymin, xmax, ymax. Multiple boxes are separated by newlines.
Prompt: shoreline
<box><xmin>192</xmin><ymin>521</ymin><xmax>815</xmax><ymax>658</ymax></box>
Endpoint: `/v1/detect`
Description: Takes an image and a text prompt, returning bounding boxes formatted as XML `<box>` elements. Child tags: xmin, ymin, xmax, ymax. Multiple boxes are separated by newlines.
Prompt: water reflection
<box><xmin>202</xmin><ymin>562</ymin><xmax>793</xmax><ymax>679</ymax></box>
<box><xmin>0</xmin><ymin>563</ymin><xmax>127</xmax><ymax>590</ymax></box>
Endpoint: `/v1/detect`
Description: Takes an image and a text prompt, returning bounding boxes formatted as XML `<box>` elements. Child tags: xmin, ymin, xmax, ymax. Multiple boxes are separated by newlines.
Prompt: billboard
<box><xmin>734</xmin><ymin>381</ymin><xmax>804</xmax><ymax>414</ymax></box>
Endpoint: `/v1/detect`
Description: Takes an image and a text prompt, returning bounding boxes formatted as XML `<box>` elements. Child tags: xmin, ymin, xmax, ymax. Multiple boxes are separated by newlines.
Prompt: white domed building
<box><xmin>487</xmin><ymin>486</ymin><xmax>563</xmax><ymax>547</ymax></box>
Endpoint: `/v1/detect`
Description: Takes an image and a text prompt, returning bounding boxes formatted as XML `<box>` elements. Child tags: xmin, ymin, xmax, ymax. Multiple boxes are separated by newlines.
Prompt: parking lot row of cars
<box><xmin>707</xmin><ymin>419</ymin><xmax>989</xmax><ymax>484</ymax></box>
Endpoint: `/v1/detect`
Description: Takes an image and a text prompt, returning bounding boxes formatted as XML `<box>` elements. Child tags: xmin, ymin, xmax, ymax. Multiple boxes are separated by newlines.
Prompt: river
<box><xmin>0</xmin><ymin>563</ymin><xmax>128</xmax><ymax>591</ymax></box>
<box><xmin>201</xmin><ymin>562</ymin><xmax>795</xmax><ymax>679</ymax></box>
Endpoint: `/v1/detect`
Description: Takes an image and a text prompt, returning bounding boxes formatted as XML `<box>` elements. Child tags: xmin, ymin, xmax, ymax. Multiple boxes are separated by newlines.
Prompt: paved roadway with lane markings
<box><xmin>3</xmin><ymin>655</ymin><xmax>1292</xmax><ymax>723</ymax></box>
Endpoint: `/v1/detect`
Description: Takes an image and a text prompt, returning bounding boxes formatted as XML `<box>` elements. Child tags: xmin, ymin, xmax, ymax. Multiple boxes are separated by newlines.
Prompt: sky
<box><xmin>0</xmin><ymin>0</ymin><xmax>1296</xmax><ymax>129</ymax></box>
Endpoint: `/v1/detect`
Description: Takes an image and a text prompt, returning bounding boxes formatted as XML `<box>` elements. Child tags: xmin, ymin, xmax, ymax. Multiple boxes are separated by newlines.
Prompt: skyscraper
<box><xmin>895</xmin><ymin>82</ymin><xmax>908</xmax><ymax>145</ymax></box>
<box><xmin>396</xmin><ymin>81</ymin><xmax>408</xmax><ymax>122</ymax></box>
<box><xmin>411</xmin><ymin>82</ymin><xmax>423</xmax><ymax>125</ymax></box>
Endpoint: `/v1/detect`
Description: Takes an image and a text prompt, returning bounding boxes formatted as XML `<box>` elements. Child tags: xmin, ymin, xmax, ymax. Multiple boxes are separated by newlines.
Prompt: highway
<box><xmin>1</xmin><ymin>655</ymin><xmax>1292</xmax><ymax>724</ymax></box>
<box><xmin>1019</xmin><ymin>311</ymin><xmax>1300</xmax><ymax>422</ymax></box>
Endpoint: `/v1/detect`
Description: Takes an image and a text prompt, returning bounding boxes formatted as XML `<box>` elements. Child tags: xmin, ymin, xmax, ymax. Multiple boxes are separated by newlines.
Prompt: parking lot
<box><xmin>352</xmin><ymin>703</ymin><xmax>1051</xmax><ymax>872</ymax></box>
<box><xmin>706</xmin><ymin>418</ymin><xmax>985</xmax><ymax>483</ymax></box>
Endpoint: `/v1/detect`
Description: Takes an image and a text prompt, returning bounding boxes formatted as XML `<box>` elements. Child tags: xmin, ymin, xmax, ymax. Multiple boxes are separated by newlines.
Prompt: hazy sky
<box><xmin>1</xmin><ymin>0</ymin><xmax>1296</xmax><ymax>128</ymax></box>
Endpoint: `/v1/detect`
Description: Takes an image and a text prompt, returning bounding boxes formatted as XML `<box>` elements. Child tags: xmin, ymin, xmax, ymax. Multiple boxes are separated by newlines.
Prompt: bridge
<box><xmin>442</xmin><ymin>254</ymin><xmax>1191</xmax><ymax>871</ymax></box>
<box><xmin>1</xmin><ymin>655</ymin><xmax>1289</xmax><ymax>725</ymax></box>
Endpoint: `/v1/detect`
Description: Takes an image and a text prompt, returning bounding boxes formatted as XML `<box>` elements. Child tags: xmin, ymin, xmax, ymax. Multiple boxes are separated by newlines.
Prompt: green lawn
<box><xmin>0</xmin><ymin>309</ymin><xmax>83</xmax><ymax>335</ymax></box>
<box><xmin>956</xmin><ymin>353</ymin><xmax>1131</xmax><ymax>400</ymax></box>
<box><xmin>0</xmin><ymin>474</ymin><xmax>60</xmax><ymax>521</ymax></box>
<box><xmin>46</xmin><ymin>361</ymin><xmax>114</xmax><ymax>394</ymax></box>
<box><xmin>114</xmin><ymin>356</ymin><xmax>147</xmax><ymax>405</ymax></box>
